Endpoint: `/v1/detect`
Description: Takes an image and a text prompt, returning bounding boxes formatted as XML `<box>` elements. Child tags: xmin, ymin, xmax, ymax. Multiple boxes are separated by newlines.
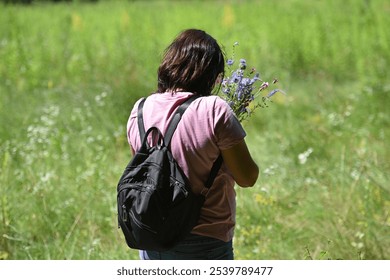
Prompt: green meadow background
<box><xmin>0</xmin><ymin>0</ymin><xmax>389</xmax><ymax>260</ymax></box>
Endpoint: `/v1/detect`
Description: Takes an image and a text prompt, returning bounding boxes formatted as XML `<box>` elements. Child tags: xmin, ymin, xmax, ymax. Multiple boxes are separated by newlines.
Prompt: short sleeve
<box><xmin>213</xmin><ymin>97</ymin><xmax>246</xmax><ymax>150</ymax></box>
<box><xmin>126</xmin><ymin>98</ymin><xmax>143</xmax><ymax>151</ymax></box>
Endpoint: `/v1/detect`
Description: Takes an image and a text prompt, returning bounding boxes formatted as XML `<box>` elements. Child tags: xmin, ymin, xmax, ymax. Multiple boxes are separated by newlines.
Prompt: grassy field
<box><xmin>0</xmin><ymin>0</ymin><xmax>389</xmax><ymax>260</ymax></box>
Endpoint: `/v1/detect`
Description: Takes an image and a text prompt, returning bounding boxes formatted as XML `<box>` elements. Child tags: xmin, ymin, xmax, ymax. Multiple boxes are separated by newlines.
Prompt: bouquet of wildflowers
<box><xmin>219</xmin><ymin>43</ymin><xmax>285</xmax><ymax>122</ymax></box>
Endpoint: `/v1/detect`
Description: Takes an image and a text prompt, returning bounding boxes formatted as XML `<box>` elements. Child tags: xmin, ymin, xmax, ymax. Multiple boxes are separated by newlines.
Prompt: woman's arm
<box><xmin>221</xmin><ymin>139</ymin><xmax>259</xmax><ymax>187</ymax></box>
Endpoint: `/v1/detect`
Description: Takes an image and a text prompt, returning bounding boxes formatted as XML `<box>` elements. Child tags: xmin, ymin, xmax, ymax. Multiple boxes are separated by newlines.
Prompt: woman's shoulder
<box><xmin>129</xmin><ymin>97</ymin><xmax>145</xmax><ymax>117</ymax></box>
<box><xmin>198</xmin><ymin>95</ymin><xmax>230</xmax><ymax>110</ymax></box>
<box><xmin>200</xmin><ymin>95</ymin><xmax>235</xmax><ymax>120</ymax></box>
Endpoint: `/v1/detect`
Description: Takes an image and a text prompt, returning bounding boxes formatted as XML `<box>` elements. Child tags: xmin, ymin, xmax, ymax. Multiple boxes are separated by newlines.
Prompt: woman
<box><xmin>126</xmin><ymin>29</ymin><xmax>259</xmax><ymax>260</ymax></box>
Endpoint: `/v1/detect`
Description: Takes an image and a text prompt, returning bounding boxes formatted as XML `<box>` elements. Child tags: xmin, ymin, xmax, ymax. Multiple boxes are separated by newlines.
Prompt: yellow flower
<box><xmin>222</xmin><ymin>5</ymin><xmax>235</xmax><ymax>28</ymax></box>
<box><xmin>121</xmin><ymin>11</ymin><xmax>130</xmax><ymax>30</ymax></box>
<box><xmin>72</xmin><ymin>13</ymin><xmax>83</xmax><ymax>31</ymax></box>
<box><xmin>255</xmin><ymin>193</ymin><xmax>274</xmax><ymax>205</ymax></box>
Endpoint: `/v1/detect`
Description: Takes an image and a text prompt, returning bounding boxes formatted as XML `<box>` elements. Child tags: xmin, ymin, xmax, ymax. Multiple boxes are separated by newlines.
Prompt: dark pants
<box><xmin>139</xmin><ymin>234</ymin><xmax>234</xmax><ymax>260</ymax></box>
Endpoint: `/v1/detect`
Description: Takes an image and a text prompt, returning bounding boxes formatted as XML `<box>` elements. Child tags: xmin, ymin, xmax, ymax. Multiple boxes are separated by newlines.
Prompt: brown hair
<box><xmin>157</xmin><ymin>29</ymin><xmax>225</xmax><ymax>96</ymax></box>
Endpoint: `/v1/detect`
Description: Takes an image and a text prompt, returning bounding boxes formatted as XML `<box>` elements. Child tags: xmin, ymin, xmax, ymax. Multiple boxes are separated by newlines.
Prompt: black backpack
<box><xmin>117</xmin><ymin>96</ymin><xmax>222</xmax><ymax>251</ymax></box>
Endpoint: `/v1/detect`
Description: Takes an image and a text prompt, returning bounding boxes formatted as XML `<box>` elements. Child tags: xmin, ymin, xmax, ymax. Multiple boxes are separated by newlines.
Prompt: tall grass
<box><xmin>0</xmin><ymin>0</ymin><xmax>389</xmax><ymax>260</ymax></box>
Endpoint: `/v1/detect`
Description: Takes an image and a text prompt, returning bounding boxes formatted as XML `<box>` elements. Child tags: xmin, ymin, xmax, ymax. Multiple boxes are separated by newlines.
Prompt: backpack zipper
<box><xmin>129</xmin><ymin>211</ymin><xmax>158</xmax><ymax>234</ymax></box>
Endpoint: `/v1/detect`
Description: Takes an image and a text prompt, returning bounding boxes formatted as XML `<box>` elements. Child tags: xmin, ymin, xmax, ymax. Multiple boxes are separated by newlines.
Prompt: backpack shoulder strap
<box><xmin>205</xmin><ymin>154</ymin><xmax>223</xmax><ymax>188</ymax></box>
<box><xmin>137</xmin><ymin>98</ymin><xmax>147</xmax><ymax>143</ymax></box>
<box><xmin>164</xmin><ymin>95</ymin><xmax>198</xmax><ymax>146</ymax></box>
<box><xmin>163</xmin><ymin>95</ymin><xmax>222</xmax><ymax>191</ymax></box>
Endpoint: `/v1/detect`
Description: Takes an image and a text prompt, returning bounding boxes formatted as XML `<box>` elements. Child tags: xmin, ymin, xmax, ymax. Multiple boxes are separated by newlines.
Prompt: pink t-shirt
<box><xmin>127</xmin><ymin>91</ymin><xmax>246</xmax><ymax>242</ymax></box>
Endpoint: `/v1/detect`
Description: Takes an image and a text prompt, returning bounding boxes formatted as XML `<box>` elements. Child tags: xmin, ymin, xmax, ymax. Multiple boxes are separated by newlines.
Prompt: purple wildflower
<box><xmin>250</xmin><ymin>72</ymin><xmax>260</xmax><ymax>84</ymax></box>
<box><xmin>218</xmin><ymin>42</ymin><xmax>285</xmax><ymax>122</ymax></box>
<box><xmin>227</xmin><ymin>59</ymin><xmax>234</xmax><ymax>66</ymax></box>
<box><xmin>267</xmin><ymin>89</ymin><xmax>286</xmax><ymax>98</ymax></box>
<box><xmin>267</xmin><ymin>89</ymin><xmax>279</xmax><ymax>98</ymax></box>
<box><xmin>231</xmin><ymin>71</ymin><xmax>240</xmax><ymax>83</ymax></box>
<box><xmin>241</xmin><ymin>78</ymin><xmax>251</xmax><ymax>86</ymax></box>
<box><xmin>239</xmin><ymin>59</ymin><xmax>247</xmax><ymax>70</ymax></box>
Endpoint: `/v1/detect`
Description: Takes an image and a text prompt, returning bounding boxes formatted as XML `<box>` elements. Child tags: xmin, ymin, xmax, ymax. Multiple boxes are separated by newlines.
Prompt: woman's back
<box><xmin>127</xmin><ymin>91</ymin><xmax>246</xmax><ymax>241</ymax></box>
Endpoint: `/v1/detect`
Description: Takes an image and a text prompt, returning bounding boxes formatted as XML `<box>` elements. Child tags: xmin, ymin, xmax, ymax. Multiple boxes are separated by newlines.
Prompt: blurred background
<box><xmin>0</xmin><ymin>0</ymin><xmax>389</xmax><ymax>260</ymax></box>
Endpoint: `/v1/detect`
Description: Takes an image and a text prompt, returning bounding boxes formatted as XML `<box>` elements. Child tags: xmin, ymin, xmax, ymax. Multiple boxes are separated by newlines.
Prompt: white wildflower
<box><xmin>298</xmin><ymin>148</ymin><xmax>313</xmax><ymax>164</ymax></box>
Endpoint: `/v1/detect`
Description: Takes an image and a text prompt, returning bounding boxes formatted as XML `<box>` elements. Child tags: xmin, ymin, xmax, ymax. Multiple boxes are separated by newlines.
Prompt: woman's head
<box><xmin>157</xmin><ymin>29</ymin><xmax>225</xmax><ymax>96</ymax></box>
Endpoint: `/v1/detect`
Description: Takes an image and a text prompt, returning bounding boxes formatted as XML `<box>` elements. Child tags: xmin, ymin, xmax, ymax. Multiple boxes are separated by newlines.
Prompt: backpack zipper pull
<box><xmin>122</xmin><ymin>205</ymin><xmax>128</xmax><ymax>222</ymax></box>
<box><xmin>175</xmin><ymin>181</ymin><xmax>188</xmax><ymax>196</ymax></box>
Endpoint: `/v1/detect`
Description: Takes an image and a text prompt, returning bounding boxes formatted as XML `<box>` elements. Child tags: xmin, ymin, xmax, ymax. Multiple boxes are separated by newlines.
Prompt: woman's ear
<box><xmin>215</xmin><ymin>73</ymin><xmax>223</xmax><ymax>85</ymax></box>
